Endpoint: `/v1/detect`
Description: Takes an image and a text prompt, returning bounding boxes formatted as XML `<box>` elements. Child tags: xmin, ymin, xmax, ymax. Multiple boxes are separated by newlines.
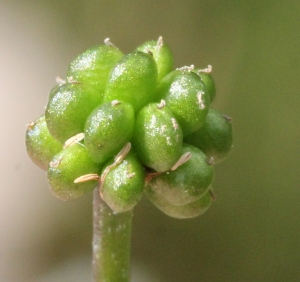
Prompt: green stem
<box><xmin>93</xmin><ymin>187</ymin><xmax>132</xmax><ymax>282</ymax></box>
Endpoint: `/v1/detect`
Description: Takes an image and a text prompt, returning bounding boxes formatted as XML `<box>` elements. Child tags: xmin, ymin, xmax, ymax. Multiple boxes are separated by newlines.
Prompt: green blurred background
<box><xmin>1</xmin><ymin>0</ymin><xmax>300</xmax><ymax>281</ymax></box>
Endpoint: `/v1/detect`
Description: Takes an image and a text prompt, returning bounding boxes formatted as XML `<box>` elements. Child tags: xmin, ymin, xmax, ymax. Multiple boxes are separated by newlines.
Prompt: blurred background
<box><xmin>1</xmin><ymin>0</ymin><xmax>300</xmax><ymax>281</ymax></box>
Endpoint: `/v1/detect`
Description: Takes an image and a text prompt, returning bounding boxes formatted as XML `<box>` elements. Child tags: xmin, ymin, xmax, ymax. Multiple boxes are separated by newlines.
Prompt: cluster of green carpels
<box><xmin>26</xmin><ymin>37</ymin><xmax>232</xmax><ymax>219</ymax></box>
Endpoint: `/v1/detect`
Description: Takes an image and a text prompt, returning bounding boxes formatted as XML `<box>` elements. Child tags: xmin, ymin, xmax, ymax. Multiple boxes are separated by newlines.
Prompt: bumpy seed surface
<box><xmin>146</xmin><ymin>143</ymin><xmax>214</xmax><ymax>206</ymax></box>
<box><xmin>25</xmin><ymin>37</ymin><xmax>231</xmax><ymax>219</ymax></box>
<box><xmin>157</xmin><ymin>70</ymin><xmax>210</xmax><ymax>136</ymax></box>
<box><xmin>67</xmin><ymin>44</ymin><xmax>123</xmax><ymax>95</ymax></box>
<box><xmin>26</xmin><ymin>115</ymin><xmax>62</xmax><ymax>170</ymax></box>
<box><xmin>185</xmin><ymin>108</ymin><xmax>233</xmax><ymax>164</ymax></box>
<box><xmin>100</xmin><ymin>152</ymin><xmax>145</xmax><ymax>213</ymax></box>
<box><xmin>48</xmin><ymin>143</ymin><xmax>101</xmax><ymax>201</ymax></box>
<box><xmin>103</xmin><ymin>51</ymin><xmax>158</xmax><ymax>112</ymax></box>
<box><xmin>45</xmin><ymin>82</ymin><xmax>102</xmax><ymax>143</ymax></box>
<box><xmin>132</xmin><ymin>101</ymin><xmax>183</xmax><ymax>172</ymax></box>
<box><xmin>84</xmin><ymin>101</ymin><xmax>135</xmax><ymax>164</ymax></box>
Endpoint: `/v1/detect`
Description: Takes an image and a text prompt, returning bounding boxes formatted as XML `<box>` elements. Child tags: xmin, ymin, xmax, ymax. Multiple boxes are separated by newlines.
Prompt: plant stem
<box><xmin>93</xmin><ymin>187</ymin><xmax>132</xmax><ymax>282</ymax></box>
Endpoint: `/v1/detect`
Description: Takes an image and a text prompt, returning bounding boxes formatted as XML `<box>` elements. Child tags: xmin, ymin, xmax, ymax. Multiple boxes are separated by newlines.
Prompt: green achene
<box><xmin>136</xmin><ymin>36</ymin><xmax>174</xmax><ymax>82</ymax></box>
<box><xmin>193</xmin><ymin>66</ymin><xmax>216</xmax><ymax>103</ymax></box>
<box><xmin>84</xmin><ymin>101</ymin><xmax>135</xmax><ymax>164</ymax></box>
<box><xmin>100</xmin><ymin>152</ymin><xmax>145</xmax><ymax>213</ymax></box>
<box><xmin>132</xmin><ymin>101</ymin><xmax>183</xmax><ymax>172</ymax></box>
<box><xmin>48</xmin><ymin>143</ymin><xmax>101</xmax><ymax>201</ymax></box>
<box><xmin>146</xmin><ymin>186</ymin><xmax>213</xmax><ymax>219</ymax></box>
<box><xmin>45</xmin><ymin>82</ymin><xmax>103</xmax><ymax>143</ymax></box>
<box><xmin>26</xmin><ymin>115</ymin><xmax>62</xmax><ymax>171</ymax></box>
<box><xmin>157</xmin><ymin>70</ymin><xmax>210</xmax><ymax>136</ymax></box>
<box><xmin>185</xmin><ymin>108</ymin><xmax>233</xmax><ymax>164</ymax></box>
<box><xmin>103</xmin><ymin>51</ymin><xmax>158</xmax><ymax>113</ymax></box>
<box><xmin>67</xmin><ymin>44</ymin><xmax>124</xmax><ymax>95</ymax></box>
<box><xmin>146</xmin><ymin>144</ymin><xmax>214</xmax><ymax>206</ymax></box>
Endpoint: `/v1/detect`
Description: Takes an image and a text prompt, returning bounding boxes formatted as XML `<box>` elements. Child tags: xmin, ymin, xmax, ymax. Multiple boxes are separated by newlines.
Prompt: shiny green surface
<box><xmin>45</xmin><ymin>83</ymin><xmax>102</xmax><ymax>143</ymax></box>
<box><xmin>48</xmin><ymin>143</ymin><xmax>101</xmax><ymax>201</ymax></box>
<box><xmin>137</xmin><ymin>38</ymin><xmax>174</xmax><ymax>82</ymax></box>
<box><xmin>101</xmin><ymin>152</ymin><xmax>145</xmax><ymax>213</ymax></box>
<box><xmin>67</xmin><ymin>44</ymin><xmax>123</xmax><ymax>94</ymax></box>
<box><xmin>146</xmin><ymin>144</ymin><xmax>214</xmax><ymax>206</ymax></box>
<box><xmin>158</xmin><ymin>70</ymin><xmax>210</xmax><ymax>136</ymax></box>
<box><xmin>132</xmin><ymin>102</ymin><xmax>183</xmax><ymax>172</ymax></box>
<box><xmin>25</xmin><ymin>115</ymin><xmax>62</xmax><ymax>171</ymax></box>
<box><xmin>103</xmin><ymin>51</ymin><xmax>158</xmax><ymax>112</ymax></box>
<box><xmin>185</xmin><ymin>108</ymin><xmax>233</xmax><ymax>164</ymax></box>
<box><xmin>84</xmin><ymin>101</ymin><xmax>135</xmax><ymax>164</ymax></box>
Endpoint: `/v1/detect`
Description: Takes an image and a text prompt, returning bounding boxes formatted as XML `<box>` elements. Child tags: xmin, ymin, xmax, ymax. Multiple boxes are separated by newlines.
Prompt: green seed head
<box><xmin>26</xmin><ymin>37</ymin><xmax>232</xmax><ymax>218</ymax></box>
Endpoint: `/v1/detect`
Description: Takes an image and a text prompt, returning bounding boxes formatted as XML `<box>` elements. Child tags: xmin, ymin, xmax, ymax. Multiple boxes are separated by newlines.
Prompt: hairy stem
<box><xmin>93</xmin><ymin>187</ymin><xmax>132</xmax><ymax>282</ymax></box>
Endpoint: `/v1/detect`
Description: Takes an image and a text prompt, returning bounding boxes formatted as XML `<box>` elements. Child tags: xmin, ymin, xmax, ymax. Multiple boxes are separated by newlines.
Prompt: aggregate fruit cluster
<box><xmin>26</xmin><ymin>37</ymin><xmax>233</xmax><ymax>218</ymax></box>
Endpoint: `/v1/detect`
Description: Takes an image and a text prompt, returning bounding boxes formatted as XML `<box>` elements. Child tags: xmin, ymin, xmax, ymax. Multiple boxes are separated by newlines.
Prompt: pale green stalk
<box><xmin>93</xmin><ymin>187</ymin><xmax>132</xmax><ymax>282</ymax></box>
